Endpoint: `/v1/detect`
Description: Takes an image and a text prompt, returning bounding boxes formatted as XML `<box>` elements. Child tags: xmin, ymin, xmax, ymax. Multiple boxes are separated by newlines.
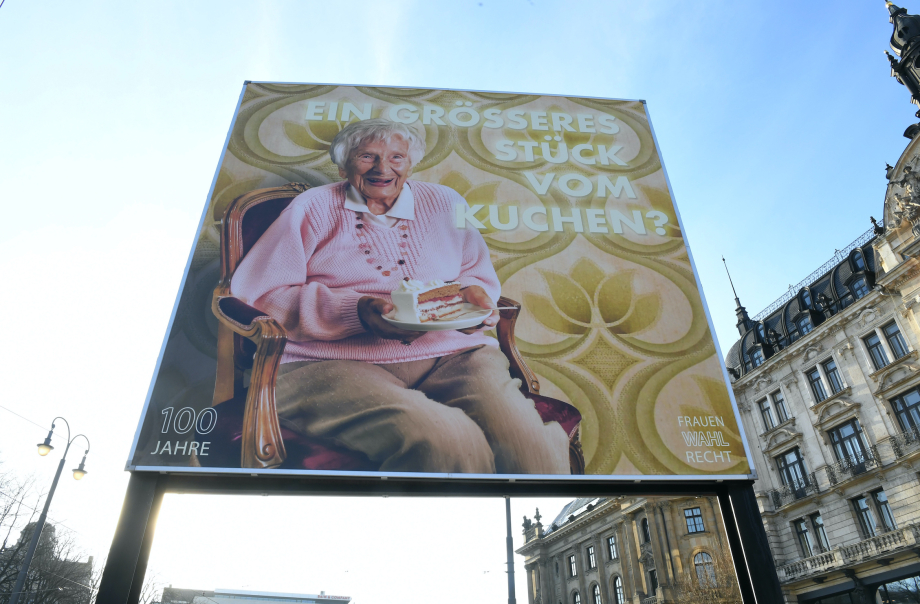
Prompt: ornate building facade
<box><xmin>516</xmin><ymin>496</ymin><xmax>733</xmax><ymax>604</ymax></box>
<box><xmin>724</xmin><ymin>6</ymin><xmax>920</xmax><ymax>602</ymax></box>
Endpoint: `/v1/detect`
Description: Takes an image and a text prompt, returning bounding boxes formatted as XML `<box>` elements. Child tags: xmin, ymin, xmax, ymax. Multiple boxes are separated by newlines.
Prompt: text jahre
<box><xmin>150</xmin><ymin>441</ymin><xmax>209</xmax><ymax>456</ymax></box>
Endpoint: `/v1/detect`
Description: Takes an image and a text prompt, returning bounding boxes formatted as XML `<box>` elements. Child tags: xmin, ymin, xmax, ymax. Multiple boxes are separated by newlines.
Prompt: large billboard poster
<box><xmin>127</xmin><ymin>82</ymin><xmax>753</xmax><ymax>480</ymax></box>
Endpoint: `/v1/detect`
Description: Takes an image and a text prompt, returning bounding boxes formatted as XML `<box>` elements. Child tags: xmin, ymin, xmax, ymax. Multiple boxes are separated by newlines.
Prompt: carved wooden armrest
<box><xmin>212</xmin><ymin>294</ymin><xmax>288</xmax><ymax>469</ymax></box>
<box><xmin>496</xmin><ymin>295</ymin><xmax>542</xmax><ymax>395</ymax></box>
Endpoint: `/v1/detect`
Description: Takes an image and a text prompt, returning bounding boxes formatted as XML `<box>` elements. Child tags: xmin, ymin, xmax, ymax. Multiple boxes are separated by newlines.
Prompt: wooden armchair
<box><xmin>201</xmin><ymin>183</ymin><xmax>585</xmax><ymax>474</ymax></box>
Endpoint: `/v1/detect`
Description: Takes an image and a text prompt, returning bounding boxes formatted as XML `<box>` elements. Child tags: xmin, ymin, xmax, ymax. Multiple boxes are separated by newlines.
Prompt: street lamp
<box><xmin>9</xmin><ymin>417</ymin><xmax>90</xmax><ymax>604</ymax></box>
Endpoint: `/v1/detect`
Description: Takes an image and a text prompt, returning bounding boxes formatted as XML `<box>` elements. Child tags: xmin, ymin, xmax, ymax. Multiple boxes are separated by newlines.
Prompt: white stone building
<box><xmin>724</xmin><ymin>9</ymin><xmax>920</xmax><ymax>600</ymax></box>
<box><xmin>517</xmin><ymin>496</ymin><xmax>734</xmax><ymax>604</ymax></box>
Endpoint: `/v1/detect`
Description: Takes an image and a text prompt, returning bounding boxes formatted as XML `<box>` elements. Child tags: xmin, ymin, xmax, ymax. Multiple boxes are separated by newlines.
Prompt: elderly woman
<box><xmin>231</xmin><ymin>118</ymin><xmax>568</xmax><ymax>474</ymax></box>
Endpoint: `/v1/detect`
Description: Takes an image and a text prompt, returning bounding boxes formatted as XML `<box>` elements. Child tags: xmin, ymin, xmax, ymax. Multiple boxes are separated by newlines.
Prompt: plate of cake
<box><xmin>384</xmin><ymin>279</ymin><xmax>493</xmax><ymax>331</ymax></box>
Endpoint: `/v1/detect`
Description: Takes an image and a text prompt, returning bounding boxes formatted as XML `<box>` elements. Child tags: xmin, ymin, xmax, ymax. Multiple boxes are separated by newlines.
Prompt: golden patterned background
<box><xmin>132</xmin><ymin>83</ymin><xmax>750</xmax><ymax>476</ymax></box>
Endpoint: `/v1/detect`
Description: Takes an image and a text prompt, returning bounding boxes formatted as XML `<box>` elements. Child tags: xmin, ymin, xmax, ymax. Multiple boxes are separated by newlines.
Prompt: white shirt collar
<box><xmin>344</xmin><ymin>182</ymin><xmax>415</xmax><ymax>228</ymax></box>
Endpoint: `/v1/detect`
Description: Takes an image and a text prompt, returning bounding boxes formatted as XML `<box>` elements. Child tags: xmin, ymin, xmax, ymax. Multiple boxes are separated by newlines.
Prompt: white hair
<box><xmin>329</xmin><ymin>118</ymin><xmax>426</xmax><ymax>170</ymax></box>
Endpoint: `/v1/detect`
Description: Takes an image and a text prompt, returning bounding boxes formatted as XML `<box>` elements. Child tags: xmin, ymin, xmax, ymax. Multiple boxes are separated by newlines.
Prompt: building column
<box><xmin>525</xmin><ymin>563</ymin><xmax>537</xmax><ymax>604</ymax></box>
<box><xmin>539</xmin><ymin>559</ymin><xmax>553</xmax><ymax>604</ymax></box>
<box><xmin>594</xmin><ymin>533</ymin><xmax>610</xmax><ymax>604</ymax></box>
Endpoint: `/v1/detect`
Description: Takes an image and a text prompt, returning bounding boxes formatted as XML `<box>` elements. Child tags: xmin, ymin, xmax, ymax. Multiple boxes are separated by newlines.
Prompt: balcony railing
<box><xmin>840</xmin><ymin>528</ymin><xmax>907</xmax><ymax>563</ymax></box>
<box><xmin>890</xmin><ymin>427</ymin><xmax>920</xmax><ymax>458</ymax></box>
<box><xmin>768</xmin><ymin>472</ymin><xmax>820</xmax><ymax>509</ymax></box>
<box><xmin>752</xmin><ymin>228</ymin><xmax>875</xmax><ymax>321</ymax></box>
<box><xmin>776</xmin><ymin>524</ymin><xmax>920</xmax><ymax>583</ymax></box>
<box><xmin>825</xmin><ymin>446</ymin><xmax>881</xmax><ymax>486</ymax></box>
<box><xmin>640</xmin><ymin>597</ymin><xmax>657</xmax><ymax>604</ymax></box>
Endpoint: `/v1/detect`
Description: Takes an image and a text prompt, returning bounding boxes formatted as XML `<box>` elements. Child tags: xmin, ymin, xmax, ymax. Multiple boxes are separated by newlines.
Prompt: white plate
<box><xmin>382</xmin><ymin>303</ymin><xmax>493</xmax><ymax>332</ymax></box>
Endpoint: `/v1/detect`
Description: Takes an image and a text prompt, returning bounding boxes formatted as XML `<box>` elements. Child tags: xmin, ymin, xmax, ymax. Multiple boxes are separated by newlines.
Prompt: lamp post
<box><xmin>9</xmin><ymin>417</ymin><xmax>90</xmax><ymax>604</ymax></box>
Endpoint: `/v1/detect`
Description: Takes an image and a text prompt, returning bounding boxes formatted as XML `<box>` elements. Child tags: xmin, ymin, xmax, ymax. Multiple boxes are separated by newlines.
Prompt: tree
<box><xmin>0</xmin><ymin>465</ymin><xmax>94</xmax><ymax>604</ymax></box>
<box><xmin>672</xmin><ymin>547</ymin><xmax>742</xmax><ymax>604</ymax></box>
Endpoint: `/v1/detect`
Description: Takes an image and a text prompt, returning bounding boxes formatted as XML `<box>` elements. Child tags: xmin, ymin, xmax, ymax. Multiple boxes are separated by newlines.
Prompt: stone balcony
<box><xmin>776</xmin><ymin>524</ymin><xmax>920</xmax><ymax>583</ymax></box>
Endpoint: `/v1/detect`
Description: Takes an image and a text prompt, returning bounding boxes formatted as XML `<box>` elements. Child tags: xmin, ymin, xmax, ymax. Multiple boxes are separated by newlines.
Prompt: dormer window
<box><xmin>757</xmin><ymin>323</ymin><xmax>766</xmax><ymax>340</ymax></box>
<box><xmin>801</xmin><ymin>289</ymin><xmax>812</xmax><ymax>308</ymax></box>
<box><xmin>797</xmin><ymin>315</ymin><xmax>813</xmax><ymax>335</ymax></box>
<box><xmin>751</xmin><ymin>349</ymin><xmax>765</xmax><ymax>368</ymax></box>
<box><xmin>853</xmin><ymin>250</ymin><xmax>867</xmax><ymax>271</ymax></box>
<box><xmin>852</xmin><ymin>277</ymin><xmax>870</xmax><ymax>299</ymax></box>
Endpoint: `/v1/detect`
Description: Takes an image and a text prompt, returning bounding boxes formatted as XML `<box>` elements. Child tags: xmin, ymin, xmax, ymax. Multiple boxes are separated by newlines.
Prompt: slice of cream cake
<box><xmin>391</xmin><ymin>279</ymin><xmax>464</xmax><ymax>323</ymax></box>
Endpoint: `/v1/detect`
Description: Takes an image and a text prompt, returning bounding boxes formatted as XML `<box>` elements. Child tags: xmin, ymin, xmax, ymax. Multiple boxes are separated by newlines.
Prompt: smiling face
<box><xmin>340</xmin><ymin>135</ymin><xmax>412</xmax><ymax>212</ymax></box>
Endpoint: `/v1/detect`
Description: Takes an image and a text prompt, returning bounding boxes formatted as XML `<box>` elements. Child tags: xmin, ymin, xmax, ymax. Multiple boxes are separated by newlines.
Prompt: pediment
<box><xmin>753</xmin><ymin>374</ymin><xmax>774</xmax><ymax>394</ymax></box>
<box><xmin>797</xmin><ymin>344</ymin><xmax>825</xmax><ymax>362</ymax></box>
<box><xmin>813</xmin><ymin>396</ymin><xmax>860</xmax><ymax>430</ymax></box>
<box><xmin>856</xmin><ymin>306</ymin><xmax>880</xmax><ymax>327</ymax></box>
<box><xmin>875</xmin><ymin>352</ymin><xmax>920</xmax><ymax>392</ymax></box>
<box><xmin>762</xmin><ymin>427</ymin><xmax>802</xmax><ymax>455</ymax></box>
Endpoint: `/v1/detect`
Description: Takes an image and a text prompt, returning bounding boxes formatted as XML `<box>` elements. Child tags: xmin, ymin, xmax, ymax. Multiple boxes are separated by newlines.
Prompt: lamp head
<box><xmin>72</xmin><ymin>454</ymin><xmax>88</xmax><ymax>480</ymax></box>
<box><xmin>37</xmin><ymin>431</ymin><xmax>54</xmax><ymax>456</ymax></box>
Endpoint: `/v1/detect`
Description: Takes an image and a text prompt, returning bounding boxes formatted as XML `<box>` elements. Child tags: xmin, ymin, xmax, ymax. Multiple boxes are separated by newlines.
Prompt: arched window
<box><xmin>592</xmin><ymin>584</ymin><xmax>602</xmax><ymax>604</ymax></box>
<box><xmin>757</xmin><ymin>322</ymin><xmax>766</xmax><ymax>340</ymax></box>
<box><xmin>613</xmin><ymin>577</ymin><xmax>625</xmax><ymax>604</ymax></box>
<box><xmin>573</xmin><ymin>591</ymin><xmax>581</xmax><ymax>604</ymax></box>
<box><xmin>801</xmin><ymin>289</ymin><xmax>812</xmax><ymax>308</ymax></box>
<box><xmin>641</xmin><ymin>518</ymin><xmax>651</xmax><ymax>542</ymax></box>
<box><xmin>694</xmin><ymin>552</ymin><xmax>716</xmax><ymax>586</ymax></box>
<box><xmin>853</xmin><ymin>250</ymin><xmax>866</xmax><ymax>271</ymax></box>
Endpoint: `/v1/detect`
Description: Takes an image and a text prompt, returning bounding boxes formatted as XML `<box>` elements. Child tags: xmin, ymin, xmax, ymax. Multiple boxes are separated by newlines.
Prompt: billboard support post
<box><xmin>97</xmin><ymin>473</ymin><xmax>165</xmax><ymax>604</ymax></box>
<box><xmin>717</xmin><ymin>482</ymin><xmax>784</xmax><ymax>604</ymax></box>
<box><xmin>505</xmin><ymin>496</ymin><xmax>516</xmax><ymax>604</ymax></box>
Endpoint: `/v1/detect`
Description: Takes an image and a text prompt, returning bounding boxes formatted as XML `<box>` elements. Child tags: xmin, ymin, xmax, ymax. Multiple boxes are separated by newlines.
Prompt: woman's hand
<box><xmin>458</xmin><ymin>285</ymin><xmax>499</xmax><ymax>334</ymax></box>
<box><xmin>357</xmin><ymin>296</ymin><xmax>426</xmax><ymax>344</ymax></box>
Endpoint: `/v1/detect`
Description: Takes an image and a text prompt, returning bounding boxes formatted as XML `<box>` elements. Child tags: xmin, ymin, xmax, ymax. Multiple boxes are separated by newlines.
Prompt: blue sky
<box><xmin>0</xmin><ymin>1</ymin><xmax>913</xmax><ymax>602</ymax></box>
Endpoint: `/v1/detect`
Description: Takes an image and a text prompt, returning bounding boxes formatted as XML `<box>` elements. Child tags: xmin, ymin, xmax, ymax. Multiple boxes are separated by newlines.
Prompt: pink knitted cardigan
<box><xmin>231</xmin><ymin>180</ymin><xmax>501</xmax><ymax>364</ymax></box>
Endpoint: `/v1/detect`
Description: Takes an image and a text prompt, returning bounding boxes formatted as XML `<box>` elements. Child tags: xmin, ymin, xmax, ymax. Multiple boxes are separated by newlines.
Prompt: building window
<box><xmin>810</xmin><ymin>513</ymin><xmax>830</xmax><ymax>553</ymax></box>
<box><xmin>694</xmin><ymin>552</ymin><xmax>715</xmax><ymax>586</ymax></box>
<box><xmin>569</xmin><ymin>554</ymin><xmax>578</xmax><ymax>577</ymax></box>
<box><xmin>684</xmin><ymin>507</ymin><xmax>705</xmax><ymax>533</ymax></box>
<box><xmin>828</xmin><ymin>419</ymin><xmax>867</xmax><ymax>465</ymax></box>
<box><xmin>772</xmin><ymin>390</ymin><xmax>789</xmax><ymax>423</ymax></box>
<box><xmin>853</xmin><ymin>496</ymin><xmax>877</xmax><ymax>538</ymax></box>
<box><xmin>640</xmin><ymin>518</ymin><xmax>651</xmax><ymax>543</ymax></box>
<box><xmin>865</xmin><ymin>331</ymin><xmax>891</xmax><ymax>370</ymax></box>
<box><xmin>586</xmin><ymin>545</ymin><xmax>597</xmax><ymax>570</ymax></box>
<box><xmin>592</xmin><ymin>584</ymin><xmax>602</xmax><ymax>604</ymax></box>
<box><xmin>892</xmin><ymin>388</ymin><xmax>920</xmax><ymax>432</ymax></box>
<box><xmin>607</xmin><ymin>535</ymin><xmax>618</xmax><ymax>560</ymax></box>
<box><xmin>852</xmin><ymin>277</ymin><xmax>870</xmax><ymax>299</ymax></box>
<box><xmin>776</xmin><ymin>447</ymin><xmax>809</xmax><ymax>492</ymax></box>
<box><xmin>613</xmin><ymin>577</ymin><xmax>625</xmax><ymax>604</ymax></box>
<box><xmin>648</xmin><ymin>569</ymin><xmax>659</xmax><ymax>594</ymax></box>
<box><xmin>759</xmin><ymin>398</ymin><xmax>776</xmax><ymax>431</ymax></box>
<box><xmin>853</xmin><ymin>250</ymin><xmax>867</xmax><ymax>271</ymax></box>
<box><xmin>873</xmin><ymin>489</ymin><xmax>897</xmax><ymax>532</ymax></box>
<box><xmin>573</xmin><ymin>592</ymin><xmax>581</xmax><ymax>604</ymax></box>
<box><xmin>884</xmin><ymin>321</ymin><xmax>909</xmax><ymax>359</ymax></box>
<box><xmin>806</xmin><ymin>367</ymin><xmax>827</xmax><ymax>402</ymax></box>
<box><xmin>797</xmin><ymin>315</ymin><xmax>814</xmax><ymax>335</ymax></box>
<box><xmin>751</xmin><ymin>348</ymin><xmax>765</xmax><ymax>368</ymax></box>
<box><xmin>801</xmin><ymin>289</ymin><xmax>813</xmax><ymax>308</ymax></box>
<box><xmin>794</xmin><ymin>518</ymin><xmax>815</xmax><ymax>558</ymax></box>
<box><xmin>822</xmin><ymin>359</ymin><xmax>844</xmax><ymax>394</ymax></box>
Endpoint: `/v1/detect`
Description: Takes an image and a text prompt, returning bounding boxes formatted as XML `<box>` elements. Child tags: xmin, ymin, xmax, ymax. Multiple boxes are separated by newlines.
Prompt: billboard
<box><xmin>127</xmin><ymin>82</ymin><xmax>753</xmax><ymax>480</ymax></box>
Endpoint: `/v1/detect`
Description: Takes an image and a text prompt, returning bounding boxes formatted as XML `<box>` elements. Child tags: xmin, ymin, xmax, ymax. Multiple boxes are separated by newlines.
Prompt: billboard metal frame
<box><xmin>99</xmin><ymin>81</ymin><xmax>781</xmax><ymax>604</ymax></box>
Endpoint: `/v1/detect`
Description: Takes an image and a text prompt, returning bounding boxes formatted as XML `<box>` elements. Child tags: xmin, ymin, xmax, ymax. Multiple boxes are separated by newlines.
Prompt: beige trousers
<box><xmin>275</xmin><ymin>345</ymin><xmax>569</xmax><ymax>474</ymax></box>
